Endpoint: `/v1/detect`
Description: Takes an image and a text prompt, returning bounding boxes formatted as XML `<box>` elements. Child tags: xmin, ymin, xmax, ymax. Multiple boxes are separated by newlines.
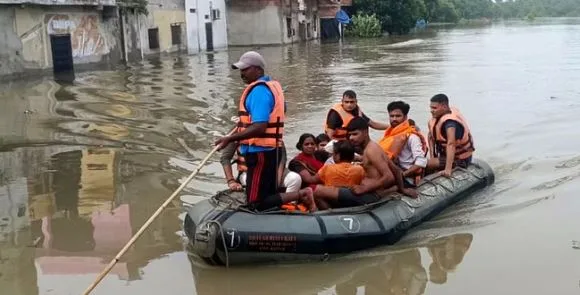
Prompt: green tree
<box><xmin>347</xmin><ymin>13</ymin><xmax>383</xmax><ymax>38</ymax></box>
<box><xmin>434</xmin><ymin>0</ymin><xmax>459</xmax><ymax>23</ymax></box>
<box><xmin>354</xmin><ymin>0</ymin><xmax>427</xmax><ymax>34</ymax></box>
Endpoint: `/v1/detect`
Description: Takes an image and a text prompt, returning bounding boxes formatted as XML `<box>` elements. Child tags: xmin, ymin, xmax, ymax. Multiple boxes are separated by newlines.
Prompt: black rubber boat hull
<box><xmin>183</xmin><ymin>158</ymin><xmax>494</xmax><ymax>266</ymax></box>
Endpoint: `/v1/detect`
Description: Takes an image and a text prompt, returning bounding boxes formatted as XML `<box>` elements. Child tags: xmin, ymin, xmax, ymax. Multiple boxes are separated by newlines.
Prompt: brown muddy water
<box><xmin>1</xmin><ymin>18</ymin><xmax>580</xmax><ymax>295</ymax></box>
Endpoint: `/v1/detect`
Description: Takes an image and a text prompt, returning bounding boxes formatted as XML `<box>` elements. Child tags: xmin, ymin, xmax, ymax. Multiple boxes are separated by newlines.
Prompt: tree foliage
<box><xmin>354</xmin><ymin>0</ymin><xmax>426</xmax><ymax>35</ymax></box>
<box><xmin>494</xmin><ymin>0</ymin><xmax>580</xmax><ymax>19</ymax></box>
<box><xmin>353</xmin><ymin>0</ymin><xmax>580</xmax><ymax>35</ymax></box>
<box><xmin>347</xmin><ymin>13</ymin><xmax>383</xmax><ymax>38</ymax></box>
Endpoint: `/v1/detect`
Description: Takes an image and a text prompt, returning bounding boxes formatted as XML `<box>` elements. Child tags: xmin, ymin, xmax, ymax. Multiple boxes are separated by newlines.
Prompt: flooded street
<box><xmin>1</xmin><ymin>18</ymin><xmax>580</xmax><ymax>295</ymax></box>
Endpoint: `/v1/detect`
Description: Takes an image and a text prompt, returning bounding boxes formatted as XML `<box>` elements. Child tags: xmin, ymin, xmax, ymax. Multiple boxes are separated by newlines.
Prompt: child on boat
<box><xmin>316</xmin><ymin>140</ymin><xmax>365</xmax><ymax>188</ymax></box>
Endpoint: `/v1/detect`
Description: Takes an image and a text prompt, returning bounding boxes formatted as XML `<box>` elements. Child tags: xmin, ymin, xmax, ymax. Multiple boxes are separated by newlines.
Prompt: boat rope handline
<box><xmin>205</xmin><ymin>220</ymin><xmax>230</xmax><ymax>268</ymax></box>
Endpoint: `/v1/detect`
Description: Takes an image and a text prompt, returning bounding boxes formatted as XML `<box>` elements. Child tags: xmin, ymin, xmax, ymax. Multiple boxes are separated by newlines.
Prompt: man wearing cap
<box><xmin>215</xmin><ymin>51</ymin><xmax>316</xmax><ymax>211</ymax></box>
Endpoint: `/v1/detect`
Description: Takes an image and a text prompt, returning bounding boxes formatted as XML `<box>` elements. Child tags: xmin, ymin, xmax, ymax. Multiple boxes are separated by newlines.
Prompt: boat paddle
<box><xmin>82</xmin><ymin>126</ymin><xmax>236</xmax><ymax>295</ymax></box>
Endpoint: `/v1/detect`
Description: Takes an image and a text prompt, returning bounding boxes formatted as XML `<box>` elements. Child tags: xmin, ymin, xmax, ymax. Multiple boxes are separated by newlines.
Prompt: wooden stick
<box><xmin>82</xmin><ymin>127</ymin><xmax>236</xmax><ymax>295</ymax></box>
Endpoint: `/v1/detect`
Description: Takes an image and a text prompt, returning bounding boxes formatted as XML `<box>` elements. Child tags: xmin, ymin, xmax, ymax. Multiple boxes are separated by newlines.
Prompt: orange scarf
<box><xmin>378</xmin><ymin>120</ymin><xmax>419</xmax><ymax>159</ymax></box>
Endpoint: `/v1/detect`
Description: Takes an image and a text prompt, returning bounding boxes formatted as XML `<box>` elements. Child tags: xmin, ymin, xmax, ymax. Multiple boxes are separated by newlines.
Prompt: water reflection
<box><xmin>190</xmin><ymin>233</ymin><xmax>473</xmax><ymax>295</ymax></box>
<box><xmin>0</xmin><ymin>146</ymin><xmax>183</xmax><ymax>294</ymax></box>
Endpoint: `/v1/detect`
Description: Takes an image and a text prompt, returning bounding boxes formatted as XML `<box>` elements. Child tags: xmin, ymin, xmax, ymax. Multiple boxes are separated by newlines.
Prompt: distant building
<box><xmin>185</xmin><ymin>0</ymin><xmax>228</xmax><ymax>54</ymax></box>
<box><xmin>0</xmin><ymin>0</ymin><xmax>121</xmax><ymax>78</ymax></box>
<box><xmin>226</xmin><ymin>0</ymin><xmax>319</xmax><ymax>46</ymax></box>
<box><xmin>121</xmin><ymin>0</ymin><xmax>187</xmax><ymax>61</ymax></box>
<box><xmin>318</xmin><ymin>0</ymin><xmax>352</xmax><ymax>40</ymax></box>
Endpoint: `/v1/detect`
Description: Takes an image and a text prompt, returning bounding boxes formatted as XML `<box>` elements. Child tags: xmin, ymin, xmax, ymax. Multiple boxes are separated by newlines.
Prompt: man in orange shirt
<box><xmin>318</xmin><ymin>140</ymin><xmax>365</xmax><ymax>187</ymax></box>
<box><xmin>313</xmin><ymin>140</ymin><xmax>365</xmax><ymax>209</ymax></box>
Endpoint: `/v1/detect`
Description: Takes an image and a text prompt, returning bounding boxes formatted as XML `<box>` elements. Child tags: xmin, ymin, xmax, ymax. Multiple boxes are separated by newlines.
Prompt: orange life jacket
<box><xmin>324</xmin><ymin>103</ymin><xmax>364</xmax><ymax>140</ymax></box>
<box><xmin>281</xmin><ymin>203</ymin><xmax>308</xmax><ymax>212</ymax></box>
<box><xmin>379</xmin><ymin>120</ymin><xmax>428</xmax><ymax>184</ymax></box>
<box><xmin>378</xmin><ymin>120</ymin><xmax>428</xmax><ymax>160</ymax></box>
<box><xmin>427</xmin><ymin>107</ymin><xmax>474</xmax><ymax>160</ymax></box>
<box><xmin>238</xmin><ymin>80</ymin><xmax>285</xmax><ymax>148</ymax></box>
<box><xmin>233</xmin><ymin>145</ymin><xmax>247</xmax><ymax>172</ymax></box>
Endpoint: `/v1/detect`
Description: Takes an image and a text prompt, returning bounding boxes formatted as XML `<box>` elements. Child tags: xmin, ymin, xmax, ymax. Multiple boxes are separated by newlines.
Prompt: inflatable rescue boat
<box><xmin>183</xmin><ymin>158</ymin><xmax>494</xmax><ymax>266</ymax></box>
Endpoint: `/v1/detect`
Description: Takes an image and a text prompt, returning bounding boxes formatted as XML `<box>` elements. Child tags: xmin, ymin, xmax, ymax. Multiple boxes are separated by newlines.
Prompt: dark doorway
<box><xmin>148</xmin><ymin>28</ymin><xmax>160</xmax><ymax>49</ymax></box>
<box><xmin>298</xmin><ymin>23</ymin><xmax>306</xmax><ymax>41</ymax></box>
<box><xmin>320</xmin><ymin>18</ymin><xmax>340</xmax><ymax>41</ymax></box>
<box><xmin>50</xmin><ymin>34</ymin><xmax>75</xmax><ymax>82</ymax></box>
<box><xmin>205</xmin><ymin>22</ymin><xmax>213</xmax><ymax>51</ymax></box>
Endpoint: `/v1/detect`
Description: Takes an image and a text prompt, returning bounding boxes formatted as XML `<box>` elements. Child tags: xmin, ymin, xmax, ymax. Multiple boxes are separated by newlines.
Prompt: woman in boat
<box><xmin>288</xmin><ymin>133</ymin><xmax>325</xmax><ymax>189</ymax></box>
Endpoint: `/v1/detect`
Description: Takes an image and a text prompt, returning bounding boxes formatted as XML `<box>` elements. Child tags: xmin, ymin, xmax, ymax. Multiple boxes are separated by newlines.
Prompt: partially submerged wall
<box><xmin>0</xmin><ymin>5</ymin><xmax>122</xmax><ymax>79</ymax></box>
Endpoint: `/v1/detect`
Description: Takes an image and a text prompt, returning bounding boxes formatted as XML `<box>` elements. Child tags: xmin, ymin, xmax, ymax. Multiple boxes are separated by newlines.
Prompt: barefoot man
<box><xmin>314</xmin><ymin>117</ymin><xmax>417</xmax><ymax>209</ymax></box>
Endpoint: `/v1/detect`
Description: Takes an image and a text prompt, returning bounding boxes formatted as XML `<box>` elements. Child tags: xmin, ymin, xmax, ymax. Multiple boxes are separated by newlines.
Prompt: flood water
<box><xmin>1</xmin><ymin>18</ymin><xmax>580</xmax><ymax>295</ymax></box>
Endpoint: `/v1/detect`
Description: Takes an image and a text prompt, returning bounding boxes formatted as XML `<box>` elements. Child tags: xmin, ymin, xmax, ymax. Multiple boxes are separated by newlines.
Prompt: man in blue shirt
<box><xmin>215</xmin><ymin>51</ymin><xmax>316</xmax><ymax>211</ymax></box>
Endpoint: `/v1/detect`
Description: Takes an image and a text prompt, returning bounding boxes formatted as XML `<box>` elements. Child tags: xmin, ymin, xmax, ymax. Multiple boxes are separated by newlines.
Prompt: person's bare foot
<box><xmin>299</xmin><ymin>187</ymin><xmax>317</xmax><ymax>212</ymax></box>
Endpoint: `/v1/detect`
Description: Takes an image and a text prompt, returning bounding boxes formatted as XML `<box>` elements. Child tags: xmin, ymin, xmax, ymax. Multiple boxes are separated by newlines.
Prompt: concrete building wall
<box><xmin>185</xmin><ymin>0</ymin><xmax>228</xmax><ymax>53</ymax></box>
<box><xmin>184</xmin><ymin>1</ymin><xmax>200</xmax><ymax>54</ymax></box>
<box><xmin>0</xmin><ymin>5</ymin><xmax>122</xmax><ymax>78</ymax></box>
<box><xmin>318</xmin><ymin>0</ymin><xmax>340</xmax><ymax>18</ymax></box>
<box><xmin>211</xmin><ymin>0</ymin><xmax>228</xmax><ymax>50</ymax></box>
<box><xmin>281</xmin><ymin>0</ymin><xmax>318</xmax><ymax>43</ymax></box>
<box><xmin>226</xmin><ymin>0</ymin><xmax>318</xmax><ymax>46</ymax></box>
<box><xmin>0</xmin><ymin>9</ymin><xmax>26</xmax><ymax>76</ymax></box>
<box><xmin>122</xmin><ymin>1</ymin><xmax>186</xmax><ymax>60</ymax></box>
<box><xmin>195</xmin><ymin>0</ymin><xmax>210</xmax><ymax>52</ymax></box>
<box><xmin>227</xmin><ymin>0</ymin><xmax>284</xmax><ymax>46</ymax></box>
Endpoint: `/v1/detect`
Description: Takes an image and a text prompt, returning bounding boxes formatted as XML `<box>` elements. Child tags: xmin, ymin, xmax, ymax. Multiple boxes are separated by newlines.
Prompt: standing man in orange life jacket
<box><xmin>426</xmin><ymin>94</ymin><xmax>475</xmax><ymax>177</ymax></box>
<box><xmin>214</xmin><ymin>51</ymin><xmax>316</xmax><ymax>211</ymax></box>
<box><xmin>324</xmin><ymin>90</ymin><xmax>390</xmax><ymax>141</ymax></box>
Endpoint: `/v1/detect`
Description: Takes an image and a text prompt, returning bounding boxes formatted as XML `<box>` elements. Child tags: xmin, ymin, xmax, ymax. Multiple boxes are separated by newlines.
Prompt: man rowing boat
<box><xmin>215</xmin><ymin>51</ymin><xmax>316</xmax><ymax>211</ymax></box>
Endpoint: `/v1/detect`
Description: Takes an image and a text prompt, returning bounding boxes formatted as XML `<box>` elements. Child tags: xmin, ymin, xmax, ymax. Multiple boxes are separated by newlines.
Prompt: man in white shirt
<box><xmin>378</xmin><ymin>101</ymin><xmax>428</xmax><ymax>185</ymax></box>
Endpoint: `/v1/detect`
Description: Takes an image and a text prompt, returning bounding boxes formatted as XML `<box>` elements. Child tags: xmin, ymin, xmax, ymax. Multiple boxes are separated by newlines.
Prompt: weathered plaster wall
<box><xmin>185</xmin><ymin>0</ymin><xmax>227</xmax><ymax>53</ymax></box>
<box><xmin>0</xmin><ymin>8</ymin><xmax>26</xmax><ymax>76</ymax></box>
<box><xmin>151</xmin><ymin>9</ymin><xmax>186</xmax><ymax>52</ymax></box>
<box><xmin>211</xmin><ymin>0</ymin><xmax>228</xmax><ymax>50</ymax></box>
<box><xmin>226</xmin><ymin>0</ymin><xmax>318</xmax><ymax>46</ymax></box>
<box><xmin>318</xmin><ymin>0</ymin><xmax>340</xmax><ymax>18</ymax></box>
<box><xmin>226</xmin><ymin>0</ymin><xmax>284</xmax><ymax>46</ymax></box>
<box><xmin>0</xmin><ymin>5</ymin><xmax>122</xmax><ymax>79</ymax></box>
<box><xmin>123</xmin><ymin>1</ymin><xmax>186</xmax><ymax>59</ymax></box>
<box><xmin>281</xmin><ymin>0</ymin><xmax>318</xmax><ymax>43</ymax></box>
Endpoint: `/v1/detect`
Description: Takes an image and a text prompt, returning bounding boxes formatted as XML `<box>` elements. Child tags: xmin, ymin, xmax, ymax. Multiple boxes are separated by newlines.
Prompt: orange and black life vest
<box><xmin>281</xmin><ymin>203</ymin><xmax>308</xmax><ymax>212</ymax></box>
<box><xmin>324</xmin><ymin>103</ymin><xmax>364</xmax><ymax>140</ymax></box>
<box><xmin>379</xmin><ymin>119</ymin><xmax>428</xmax><ymax>184</ymax></box>
<box><xmin>378</xmin><ymin>120</ymin><xmax>428</xmax><ymax>160</ymax></box>
<box><xmin>427</xmin><ymin>107</ymin><xmax>474</xmax><ymax>160</ymax></box>
<box><xmin>238</xmin><ymin>80</ymin><xmax>285</xmax><ymax>148</ymax></box>
<box><xmin>233</xmin><ymin>145</ymin><xmax>247</xmax><ymax>172</ymax></box>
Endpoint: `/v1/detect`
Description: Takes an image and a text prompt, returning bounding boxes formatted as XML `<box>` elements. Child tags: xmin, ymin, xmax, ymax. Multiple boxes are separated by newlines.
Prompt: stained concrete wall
<box><xmin>227</xmin><ymin>0</ymin><xmax>285</xmax><ymax>46</ymax></box>
<box><xmin>281</xmin><ymin>0</ymin><xmax>318</xmax><ymax>43</ymax></box>
<box><xmin>318</xmin><ymin>0</ymin><xmax>340</xmax><ymax>18</ymax></box>
<box><xmin>0</xmin><ymin>8</ymin><xmax>26</xmax><ymax>76</ymax></box>
<box><xmin>211</xmin><ymin>0</ymin><xmax>228</xmax><ymax>50</ymax></box>
<box><xmin>185</xmin><ymin>0</ymin><xmax>227</xmax><ymax>53</ymax></box>
<box><xmin>122</xmin><ymin>0</ymin><xmax>186</xmax><ymax>60</ymax></box>
<box><xmin>0</xmin><ymin>5</ymin><xmax>122</xmax><ymax>79</ymax></box>
<box><xmin>226</xmin><ymin>0</ymin><xmax>318</xmax><ymax>46</ymax></box>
